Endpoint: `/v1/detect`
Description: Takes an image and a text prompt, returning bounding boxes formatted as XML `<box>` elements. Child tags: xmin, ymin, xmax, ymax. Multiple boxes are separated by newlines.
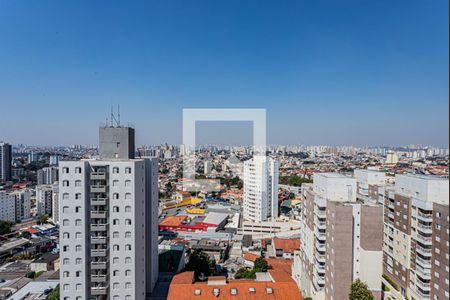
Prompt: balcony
<box><xmin>91</xmin><ymin>223</ymin><xmax>108</xmax><ymax>232</ymax></box>
<box><xmin>415</xmin><ymin>245</ymin><xmax>432</xmax><ymax>257</ymax></box>
<box><xmin>91</xmin><ymin>286</ymin><xmax>108</xmax><ymax>296</ymax></box>
<box><xmin>91</xmin><ymin>198</ymin><xmax>107</xmax><ymax>206</ymax></box>
<box><xmin>91</xmin><ymin>185</ymin><xmax>106</xmax><ymax>193</ymax></box>
<box><xmin>91</xmin><ymin>172</ymin><xmax>106</xmax><ymax>180</ymax></box>
<box><xmin>417</xmin><ymin>211</ymin><xmax>432</xmax><ymax>222</ymax></box>
<box><xmin>91</xmin><ymin>249</ymin><xmax>108</xmax><ymax>257</ymax></box>
<box><xmin>415</xmin><ymin>277</ymin><xmax>431</xmax><ymax>291</ymax></box>
<box><xmin>316</xmin><ymin>221</ymin><xmax>326</xmax><ymax>230</ymax></box>
<box><xmin>314</xmin><ymin>208</ymin><xmax>326</xmax><ymax>218</ymax></box>
<box><xmin>316</xmin><ymin>253</ymin><xmax>326</xmax><ymax>263</ymax></box>
<box><xmin>91</xmin><ymin>262</ymin><xmax>107</xmax><ymax>270</ymax></box>
<box><xmin>91</xmin><ymin>211</ymin><xmax>107</xmax><ymax>219</ymax></box>
<box><xmin>91</xmin><ymin>275</ymin><xmax>107</xmax><ymax>283</ymax></box>
<box><xmin>415</xmin><ymin>234</ymin><xmax>432</xmax><ymax>246</ymax></box>
<box><xmin>416</xmin><ymin>256</ymin><xmax>432</xmax><ymax>269</ymax></box>
<box><xmin>314</xmin><ymin>229</ymin><xmax>326</xmax><ymax>241</ymax></box>
<box><xmin>416</xmin><ymin>223</ymin><xmax>432</xmax><ymax>234</ymax></box>
<box><xmin>91</xmin><ymin>237</ymin><xmax>107</xmax><ymax>244</ymax></box>
<box><xmin>315</xmin><ymin>241</ymin><xmax>326</xmax><ymax>252</ymax></box>
<box><xmin>415</xmin><ymin>264</ymin><xmax>431</xmax><ymax>280</ymax></box>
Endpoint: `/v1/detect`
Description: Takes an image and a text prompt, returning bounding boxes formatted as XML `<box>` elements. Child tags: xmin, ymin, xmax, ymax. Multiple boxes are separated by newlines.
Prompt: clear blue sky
<box><xmin>0</xmin><ymin>0</ymin><xmax>448</xmax><ymax>147</ymax></box>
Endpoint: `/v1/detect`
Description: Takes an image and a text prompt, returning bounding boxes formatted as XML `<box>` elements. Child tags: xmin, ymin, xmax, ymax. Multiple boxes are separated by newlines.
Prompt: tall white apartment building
<box><xmin>243</xmin><ymin>156</ymin><xmax>279</xmax><ymax>222</ymax></box>
<box><xmin>0</xmin><ymin>191</ymin><xmax>16</xmax><ymax>223</ymax></box>
<box><xmin>50</xmin><ymin>183</ymin><xmax>59</xmax><ymax>224</ymax></box>
<box><xmin>59</xmin><ymin>124</ymin><xmax>158</xmax><ymax>300</ymax></box>
<box><xmin>37</xmin><ymin>166</ymin><xmax>59</xmax><ymax>185</ymax></box>
<box><xmin>36</xmin><ymin>185</ymin><xmax>53</xmax><ymax>216</ymax></box>
<box><xmin>12</xmin><ymin>189</ymin><xmax>31</xmax><ymax>222</ymax></box>
<box><xmin>382</xmin><ymin>174</ymin><xmax>449</xmax><ymax>300</ymax></box>
<box><xmin>296</xmin><ymin>173</ymin><xmax>383</xmax><ymax>300</ymax></box>
<box><xmin>204</xmin><ymin>161</ymin><xmax>212</xmax><ymax>175</ymax></box>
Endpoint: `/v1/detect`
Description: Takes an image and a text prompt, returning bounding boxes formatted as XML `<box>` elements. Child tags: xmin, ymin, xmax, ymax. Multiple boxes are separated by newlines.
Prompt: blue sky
<box><xmin>0</xmin><ymin>0</ymin><xmax>448</xmax><ymax>146</ymax></box>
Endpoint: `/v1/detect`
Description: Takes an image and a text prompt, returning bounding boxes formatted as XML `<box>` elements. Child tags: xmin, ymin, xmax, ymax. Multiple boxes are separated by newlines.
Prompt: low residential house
<box><xmin>30</xmin><ymin>253</ymin><xmax>59</xmax><ymax>272</ymax></box>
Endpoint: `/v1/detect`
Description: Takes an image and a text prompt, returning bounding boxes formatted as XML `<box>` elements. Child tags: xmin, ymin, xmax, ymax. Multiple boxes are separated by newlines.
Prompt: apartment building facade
<box><xmin>296</xmin><ymin>173</ymin><xmax>383</xmax><ymax>300</ymax></box>
<box><xmin>0</xmin><ymin>142</ymin><xmax>12</xmax><ymax>183</ymax></box>
<box><xmin>382</xmin><ymin>174</ymin><xmax>449</xmax><ymax>300</ymax></box>
<box><xmin>243</xmin><ymin>156</ymin><xmax>279</xmax><ymax>222</ymax></box>
<box><xmin>36</xmin><ymin>185</ymin><xmax>53</xmax><ymax>216</ymax></box>
<box><xmin>11</xmin><ymin>189</ymin><xmax>31</xmax><ymax>222</ymax></box>
<box><xmin>59</xmin><ymin>125</ymin><xmax>159</xmax><ymax>300</ymax></box>
<box><xmin>0</xmin><ymin>191</ymin><xmax>16</xmax><ymax>223</ymax></box>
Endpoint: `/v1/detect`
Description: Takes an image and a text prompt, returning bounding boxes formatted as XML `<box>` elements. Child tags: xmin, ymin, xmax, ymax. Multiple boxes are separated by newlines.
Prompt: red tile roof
<box><xmin>273</xmin><ymin>238</ymin><xmax>300</xmax><ymax>254</ymax></box>
<box><xmin>167</xmin><ymin>270</ymin><xmax>303</xmax><ymax>300</ymax></box>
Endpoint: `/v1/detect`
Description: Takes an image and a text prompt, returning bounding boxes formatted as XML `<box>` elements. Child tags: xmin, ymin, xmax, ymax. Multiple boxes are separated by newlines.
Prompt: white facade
<box><xmin>59</xmin><ymin>158</ymin><xmax>159</xmax><ymax>300</ymax></box>
<box><xmin>12</xmin><ymin>189</ymin><xmax>31</xmax><ymax>222</ymax></box>
<box><xmin>0</xmin><ymin>191</ymin><xmax>16</xmax><ymax>223</ymax></box>
<box><xmin>204</xmin><ymin>161</ymin><xmax>212</xmax><ymax>175</ymax></box>
<box><xmin>36</xmin><ymin>185</ymin><xmax>53</xmax><ymax>216</ymax></box>
<box><xmin>243</xmin><ymin>156</ymin><xmax>279</xmax><ymax>222</ymax></box>
<box><xmin>50</xmin><ymin>183</ymin><xmax>59</xmax><ymax>224</ymax></box>
<box><xmin>395</xmin><ymin>174</ymin><xmax>449</xmax><ymax>205</ymax></box>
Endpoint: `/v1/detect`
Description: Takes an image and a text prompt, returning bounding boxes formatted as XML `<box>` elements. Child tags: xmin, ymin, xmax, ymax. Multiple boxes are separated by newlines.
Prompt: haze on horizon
<box><xmin>0</xmin><ymin>1</ymin><xmax>448</xmax><ymax>147</ymax></box>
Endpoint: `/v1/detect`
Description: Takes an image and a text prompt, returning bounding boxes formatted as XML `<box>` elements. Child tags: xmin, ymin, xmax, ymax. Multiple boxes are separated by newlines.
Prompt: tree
<box><xmin>349</xmin><ymin>279</ymin><xmax>374</xmax><ymax>300</ymax></box>
<box><xmin>37</xmin><ymin>215</ymin><xmax>48</xmax><ymax>225</ymax></box>
<box><xmin>0</xmin><ymin>221</ymin><xmax>13</xmax><ymax>235</ymax></box>
<box><xmin>48</xmin><ymin>285</ymin><xmax>60</xmax><ymax>300</ymax></box>
<box><xmin>21</xmin><ymin>231</ymin><xmax>32</xmax><ymax>239</ymax></box>
<box><xmin>254</xmin><ymin>257</ymin><xmax>269</xmax><ymax>272</ymax></box>
<box><xmin>234</xmin><ymin>267</ymin><xmax>257</xmax><ymax>279</ymax></box>
<box><xmin>185</xmin><ymin>250</ymin><xmax>215</xmax><ymax>281</ymax></box>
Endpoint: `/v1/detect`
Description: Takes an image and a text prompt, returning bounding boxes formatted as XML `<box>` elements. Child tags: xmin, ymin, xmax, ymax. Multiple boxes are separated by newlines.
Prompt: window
<box><xmin>63</xmin><ymin>219</ymin><xmax>69</xmax><ymax>226</ymax></box>
<box><xmin>113</xmin><ymin>219</ymin><xmax>120</xmax><ymax>225</ymax></box>
<box><xmin>62</xmin><ymin>193</ymin><xmax>69</xmax><ymax>200</ymax></box>
<box><xmin>125</xmin><ymin>269</ymin><xmax>131</xmax><ymax>276</ymax></box>
<box><xmin>76</xmin><ymin>258</ymin><xmax>82</xmax><ymax>264</ymax></box>
<box><xmin>113</xmin><ymin>245</ymin><xmax>120</xmax><ymax>251</ymax></box>
<box><xmin>125</xmin><ymin>180</ymin><xmax>132</xmax><ymax>187</ymax></box>
<box><xmin>125</xmin><ymin>219</ymin><xmax>132</xmax><ymax>225</ymax></box>
<box><xmin>125</xmin><ymin>244</ymin><xmax>132</xmax><ymax>251</ymax></box>
<box><xmin>63</xmin><ymin>271</ymin><xmax>70</xmax><ymax>278</ymax></box>
<box><xmin>63</xmin><ymin>180</ymin><xmax>70</xmax><ymax>187</ymax></box>
<box><xmin>75</xmin><ymin>193</ymin><xmax>82</xmax><ymax>200</ymax></box>
<box><xmin>75</xmin><ymin>206</ymin><xmax>81</xmax><ymax>213</ymax></box>
<box><xmin>113</xmin><ymin>231</ymin><xmax>119</xmax><ymax>238</ymax></box>
<box><xmin>62</xmin><ymin>167</ymin><xmax>69</xmax><ymax>174</ymax></box>
<box><xmin>63</xmin><ymin>232</ymin><xmax>70</xmax><ymax>239</ymax></box>
<box><xmin>76</xmin><ymin>284</ymin><xmax>82</xmax><ymax>290</ymax></box>
<box><xmin>75</xmin><ymin>180</ymin><xmax>82</xmax><ymax>187</ymax></box>
<box><xmin>76</xmin><ymin>271</ymin><xmax>81</xmax><ymax>277</ymax></box>
<box><xmin>113</xmin><ymin>180</ymin><xmax>119</xmax><ymax>186</ymax></box>
<box><xmin>63</xmin><ymin>284</ymin><xmax>69</xmax><ymax>291</ymax></box>
<box><xmin>76</xmin><ymin>232</ymin><xmax>82</xmax><ymax>239</ymax></box>
<box><xmin>113</xmin><ymin>206</ymin><xmax>119</xmax><ymax>213</ymax></box>
<box><xmin>113</xmin><ymin>167</ymin><xmax>119</xmax><ymax>174</ymax></box>
<box><xmin>125</xmin><ymin>167</ymin><xmax>132</xmax><ymax>174</ymax></box>
<box><xmin>75</xmin><ymin>219</ymin><xmax>82</xmax><ymax>226</ymax></box>
<box><xmin>125</xmin><ymin>206</ymin><xmax>131</xmax><ymax>212</ymax></box>
<box><xmin>125</xmin><ymin>193</ymin><xmax>132</xmax><ymax>200</ymax></box>
<box><xmin>62</xmin><ymin>206</ymin><xmax>69</xmax><ymax>213</ymax></box>
<box><xmin>113</xmin><ymin>283</ymin><xmax>120</xmax><ymax>290</ymax></box>
<box><xmin>125</xmin><ymin>257</ymin><xmax>132</xmax><ymax>264</ymax></box>
<box><xmin>113</xmin><ymin>193</ymin><xmax>119</xmax><ymax>200</ymax></box>
<box><xmin>63</xmin><ymin>258</ymin><xmax>69</xmax><ymax>265</ymax></box>
<box><xmin>75</xmin><ymin>167</ymin><xmax>82</xmax><ymax>174</ymax></box>
<box><xmin>113</xmin><ymin>257</ymin><xmax>119</xmax><ymax>264</ymax></box>
<box><xmin>113</xmin><ymin>270</ymin><xmax>119</xmax><ymax>276</ymax></box>
<box><xmin>63</xmin><ymin>245</ymin><xmax>69</xmax><ymax>252</ymax></box>
<box><xmin>125</xmin><ymin>231</ymin><xmax>132</xmax><ymax>238</ymax></box>
<box><xmin>125</xmin><ymin>282</ymin><xmax>132</xmax><ymax>289</ymax></box>
<box><xmin>75</xmin><ymin>245</ymin><xmax>82</xmax><ymax>252</ymax></box>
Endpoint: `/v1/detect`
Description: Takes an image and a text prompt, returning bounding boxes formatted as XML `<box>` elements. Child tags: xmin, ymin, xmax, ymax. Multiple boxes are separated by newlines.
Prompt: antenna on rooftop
<box><xmin>117</xmin><ymin>104</ymin><xmax>121</xmax><ymax>126</ymax></box>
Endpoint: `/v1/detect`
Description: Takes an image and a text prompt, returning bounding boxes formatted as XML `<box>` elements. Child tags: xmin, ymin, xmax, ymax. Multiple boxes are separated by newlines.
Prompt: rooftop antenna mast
<box><xmin>117</xmin><ymin>104</ymin><xmax>121</xmax><ymax>126</ymax></box>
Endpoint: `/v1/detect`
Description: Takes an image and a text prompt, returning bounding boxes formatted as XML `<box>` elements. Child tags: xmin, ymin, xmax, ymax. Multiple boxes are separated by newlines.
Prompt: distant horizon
<box><xmin>0</xmin><ymin>1</ymin><xmax>448</xmax><ymax>147</ymax></box>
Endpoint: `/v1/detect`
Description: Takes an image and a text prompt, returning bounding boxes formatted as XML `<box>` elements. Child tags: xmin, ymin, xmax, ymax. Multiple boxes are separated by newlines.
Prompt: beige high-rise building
<box><xmin>382</xmin><ymin>174</ymin><xmax>449</xmax><ymax>300</ymax></box>
<box><xmin>296</xmin><ymin>173</ymin><xmax>383</xmax><ymax>300</ymax></box>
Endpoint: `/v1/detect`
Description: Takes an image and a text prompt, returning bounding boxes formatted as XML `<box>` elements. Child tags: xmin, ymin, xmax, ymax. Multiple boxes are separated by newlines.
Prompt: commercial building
<box><xmin>243</xmin><ymin>156</ymin><xmax>279</xmax><ymax>222</ymax></box>
<box><xmin>296</xmin><ymin>173</ymin><xmax>383</xmax><ymax>300</ymax></box>
<box><xmin>59</xmin><ymin>123</ymin><xmax>159</xmax><ymax>299</ymax></box>
<box><xmin>0</xmin><ymin>142</ymin><xmax>12</xmax><ymax>183</ymax></box>
<box><xmin>382</xmin><ymin>174</ymin><xmax>449</xmax><ymax>300</ymax></box>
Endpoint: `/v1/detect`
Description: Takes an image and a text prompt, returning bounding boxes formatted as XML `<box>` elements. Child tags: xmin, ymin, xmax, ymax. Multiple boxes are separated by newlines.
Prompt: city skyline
<box><xmin>0</xmin><ymin>0</ymin><xmax>448</xmax><ymax>147</ymax></box>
